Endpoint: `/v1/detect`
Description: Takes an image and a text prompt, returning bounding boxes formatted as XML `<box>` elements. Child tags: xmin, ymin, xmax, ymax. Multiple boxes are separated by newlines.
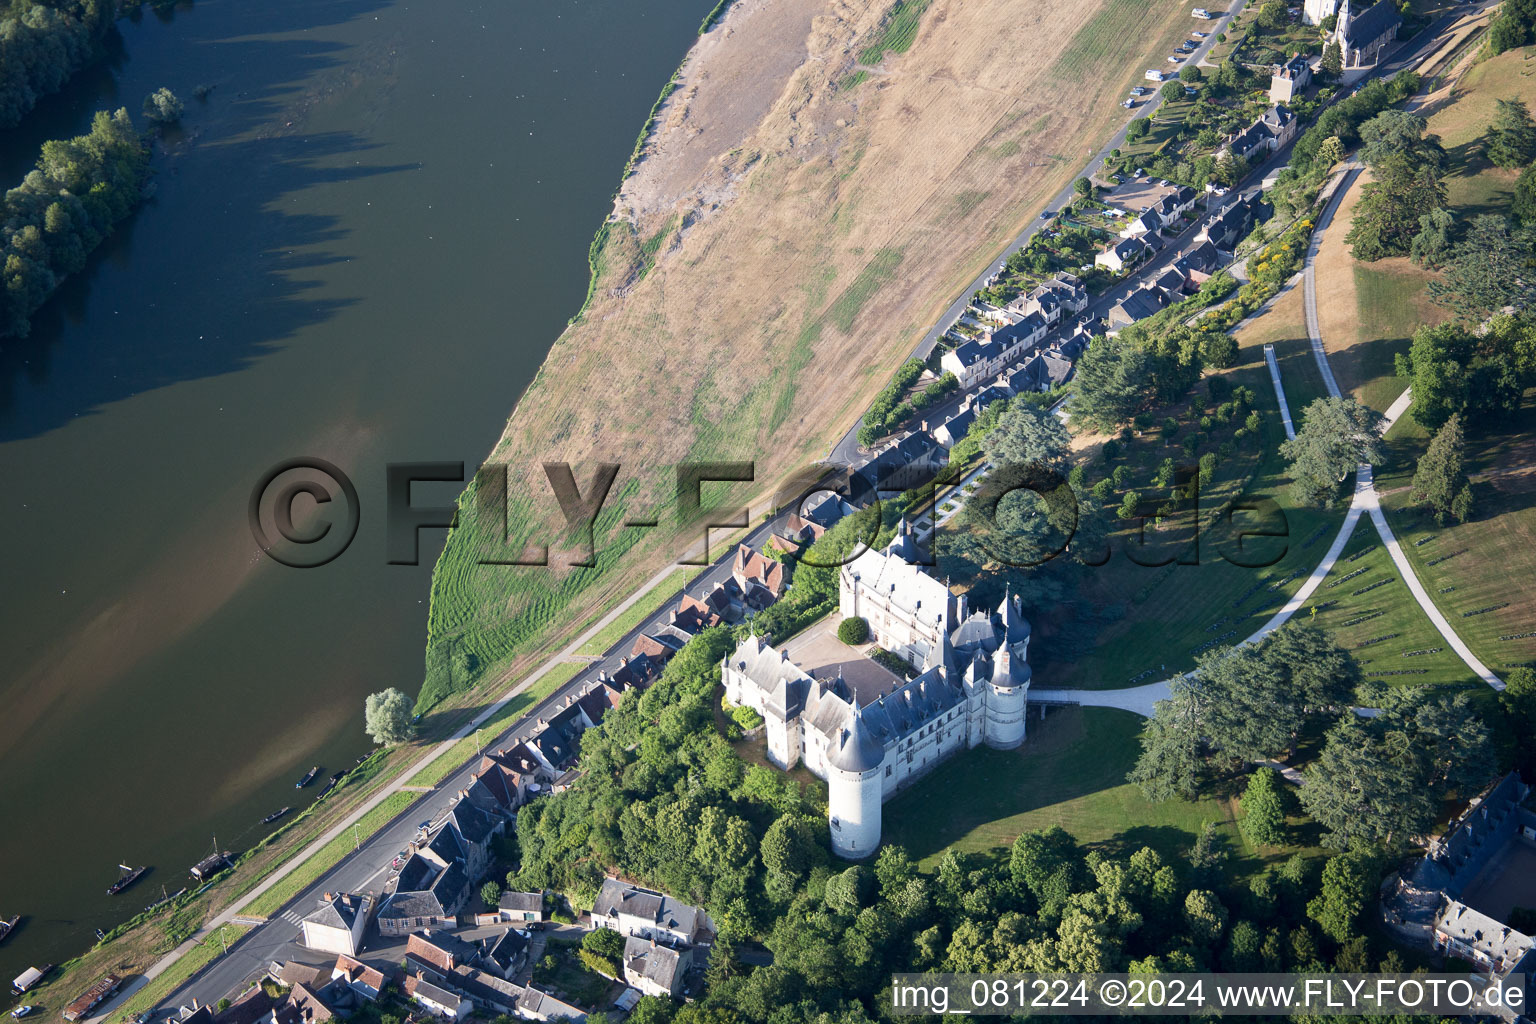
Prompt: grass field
<box><xmin>575</xmin><ymin>567</ymin><xmax>697</xmax><ymax>655</ymax></box>
<box><xmin>1313</xmin><ymin>171</ymin><xmax>1447</xmax><ymax>414</ymax></box>
<box><xmin>1298</xmin><ymin>522</ymin><xmax>1479</xmax><ymax>689</ymax></box>
<box><xmin>1372</xmin><ymin>395</ymin><xmax>1536</xmax><ymax>678</ymax></box>
<box><xmin>883</xmin><ymin>707</ymin><xmax>1308</xmax><ymax>881</ymax></box>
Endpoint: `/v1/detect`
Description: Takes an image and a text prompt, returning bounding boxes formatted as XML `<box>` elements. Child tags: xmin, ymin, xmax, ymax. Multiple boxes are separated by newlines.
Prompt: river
<box><xmin>0</xmin><ymin>0</ymin><xmax>709</xmax><ymax>988</ymax></box>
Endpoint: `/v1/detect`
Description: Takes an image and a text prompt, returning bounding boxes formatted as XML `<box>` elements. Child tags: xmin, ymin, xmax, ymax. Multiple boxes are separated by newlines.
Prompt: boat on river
<box><xmin>261</xmin><ymin>807</ymin><xmax>291</xmax><ymax>825</ymax></box>
<box><xmin>0</xmin><ymin>916</ymin><xmax>17</xmax><ymax>943</ymax></box>
<box><xmin>295</xmin><ymin>765</ymin><xmax>319</xmax><ymax>788</ymax></box>
<box><xmin>10</xmin><ymin>965</ymin><xmax>50</xmax><ymax>996</ymax></box>
<box><xmin>316</xmin><ymin>772</ymin><xmax>344</xmax><ymax>798</ymax></box>
<box><xmin>106</xmin><ymin>864</ymin><xmax>147</xmax><ymax>896</ymax></box>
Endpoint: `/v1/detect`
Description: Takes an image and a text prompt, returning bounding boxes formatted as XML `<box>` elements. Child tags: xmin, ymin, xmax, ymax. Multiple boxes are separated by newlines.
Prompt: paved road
<box><xmin>130</xmin><ymin>507</ymin><xmax>805</xmax><ymax>1018</ymax></box>
<box><xmin>826</xmin><ymin>0</ymin><xmax>1256</xmax><ymax>467</ymax></box>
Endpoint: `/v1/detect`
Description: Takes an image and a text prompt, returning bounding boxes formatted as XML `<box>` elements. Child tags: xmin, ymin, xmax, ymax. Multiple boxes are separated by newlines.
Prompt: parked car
<box><xmin>12</xmin><ymin>1008</ymin><xmax>33</xmax><ymax>1019</ymax></box>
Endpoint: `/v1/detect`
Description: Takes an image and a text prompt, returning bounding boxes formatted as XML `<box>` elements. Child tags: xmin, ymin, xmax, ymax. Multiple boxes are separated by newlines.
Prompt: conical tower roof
<box><xmin>828</xmin><ymin>702</ymin><xmax>884</xmax><ymax>773</ymax></box>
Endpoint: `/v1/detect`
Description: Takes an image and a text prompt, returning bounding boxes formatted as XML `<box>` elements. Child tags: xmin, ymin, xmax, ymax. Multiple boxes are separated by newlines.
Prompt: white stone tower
<box><xmin>983</xmin><ymin>590</ymin><xmax>1031</xmax><ymax>749</ymax></box>
<box><xmin>826</xmin><ymin>704</ymin><xmax>884</xmax><ymax>859</ymax></box>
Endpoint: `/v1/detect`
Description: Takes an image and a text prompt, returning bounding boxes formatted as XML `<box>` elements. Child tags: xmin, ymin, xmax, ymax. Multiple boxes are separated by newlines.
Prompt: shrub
<box><xmin>583</xmin><ymin>927</ymin><xmax>627</xmax><ymax>959</ymax></box>
<box><xmin>837</xmin><ymin>616</ymin><xmax>870</xmax><ymax>645</ymax></box>
<box><xmin>730</xmin><ymin>704</ymin><xmax>764</xmax><ymax>731</ymax></box>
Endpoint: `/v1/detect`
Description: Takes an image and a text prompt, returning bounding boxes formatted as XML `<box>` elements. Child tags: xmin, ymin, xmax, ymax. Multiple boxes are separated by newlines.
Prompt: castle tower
<box><xmin>984</xmin><ymin>589</ymin><xmax>1031</xmax><ymax>750</ymax></box>
<box><xmin>826</xmin><ymin>703</ymin><xmax>884</xmax><ymax>859</ymax></box>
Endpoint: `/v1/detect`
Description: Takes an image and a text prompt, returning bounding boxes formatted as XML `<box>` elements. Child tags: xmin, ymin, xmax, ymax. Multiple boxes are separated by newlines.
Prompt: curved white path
<box><xmin>1300</xmin><ymin>167</ymin><xmax>1503</xmax><ymax>691</ymax></box>
<box><xmin>1084</xmin><ymin>162</ymin><xmax>1504</xmax><ymax>719</ymax></box>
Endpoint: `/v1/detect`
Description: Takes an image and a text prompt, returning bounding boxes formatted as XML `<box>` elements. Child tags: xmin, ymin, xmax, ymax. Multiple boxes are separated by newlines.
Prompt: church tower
<box><xmin>826</xmin><ymin>704</ymin><xmax>884</xmax><ymax>859</ymax></box>
<box><xmin>983</xmin><ymin>590</ymin><xmax>1031</xmax><ymax>749</ymax></box>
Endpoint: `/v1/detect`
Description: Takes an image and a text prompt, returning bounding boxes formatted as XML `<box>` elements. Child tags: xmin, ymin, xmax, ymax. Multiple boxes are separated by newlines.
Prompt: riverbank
<box><xmin>423</xmin><ymin>0</ymin><xmax>1220</xmax><ymax>717</ymax></box>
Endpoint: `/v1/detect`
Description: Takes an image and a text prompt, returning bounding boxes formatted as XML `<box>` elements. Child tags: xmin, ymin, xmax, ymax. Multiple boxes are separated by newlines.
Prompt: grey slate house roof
<box><xmin>303</xmin><ymin>892</ymin><xmax>369</xmax><ymax>933</ymax></box>
<box><xmin>1341</xmin><ymin>0</ymin><xmax>1402</xmax><ymax>48</ymax></box>
<box><xmin>623</xmin><ymin>936</ymin><xmax>690</xmax><ymax>994</ymax></box>
<box><xmin>592</xmin><ymin>878</ymin><xmax>704</xmax><ymax>938</ymax></box>
<box><xmin>933</xmin><ymin>407</ymin><xmax>976</xmax><ymax>448</ymax></box>
<box><xmin>498</xmin><ymin>890</ymin><xmax>546</xmax><ymax>915</ymax></box>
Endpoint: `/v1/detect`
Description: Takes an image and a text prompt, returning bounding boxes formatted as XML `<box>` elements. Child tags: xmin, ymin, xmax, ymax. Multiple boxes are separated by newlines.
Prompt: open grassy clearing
<box><xmin>1372</xmin><ymin>394</ymin><xmax>1536</xmax><ymax>677</ymax></box>
<box><xmin>1298</xmin><ymin>524</ymin><xmax>1477</xmax><ymax>689</ymax></box>
<box><xmin>108</xmin><ymin>925</ymin><xmax>252</xmax><ymax>1022</ymax></box>
<box><xmin>884</xmin><ymin>707</ymin><xmax>1311</xmax><ymax>882</ymax></box>
<box><xmin>1042</xmin><ymin>306</ymin><xmax>1344</xmax><ymax>690</ymax></box>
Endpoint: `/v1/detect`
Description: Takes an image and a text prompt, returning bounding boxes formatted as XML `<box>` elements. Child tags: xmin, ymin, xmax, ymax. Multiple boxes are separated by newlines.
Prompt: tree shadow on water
<box><xmin>0</xmin><ymin>0</ymin><xmax>411</xmax><ymax>442</ymax></box>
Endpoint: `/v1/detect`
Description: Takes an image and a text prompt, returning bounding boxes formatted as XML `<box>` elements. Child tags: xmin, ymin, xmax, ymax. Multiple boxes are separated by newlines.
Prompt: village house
<box><xmin>1095</xmin><ymin>236</ymin><xmax>1149</xmax><ymax>273</ymax></box>
<box><xmin>1008</xmin><ymin>274</ymin><xmax>1088</xmax><ymax>325</ymax></box>
<box><xmin>862</xmin><ymin>429</ymin><xmax>949</xmax><ymax>493</ymax></box>
<box><xmin>376</xmin><ymin>802</ymin><xmax>501</xmax><ymax>937</ymax></box>
<box><xmin>932</xmin><ymin>406</ymin><xmax>976</xmax><ymax>449</ymax></box>
<box><xmin>497</xmin><ymin>889</ymin><xmax>547</xmax><ymax>924</ymax></box>
<box><xmin>298</xmin><ymin>892</ymin><xmax>373</xmax><ymax>957</ymax></box>
<box><xmin>1198</xmin><ymin>195</ymin><xmax>1260</xmax><ymax>252</ymax></box>
<box><xmin>1118</xmin><ymin>209</ymin><xmax>1162</xmax><ymax>240</ymax></box>
<box><xmin>328</xmin><ymin>955</ymin><xmax>385</xmax><ymax>1003</ymax></box>
<box><xmin>1218</xmin><ymin>104</ymin><xmax>1297</xmax><ymax>162</ymax></box>
<box><xmin>402</xmin><ymin>975</ymin><xmax>470</xmax><ymax>1020</ymax></box>
<box><xmin>622</xmin><ymin>936</ymin><xmax>696</xmax><ymax>998</ymax></box>
<box><xmin>591</xmin><ymin>877</ymin><xmax>712</xmax><ymax>945</ymax></box>
<box><xmin>777</xmin><ymin>490</ymin><xmax>855</xmax><ymax>544</ymax></box>
<box><xmin>1108</xmin><ymin>286</ymin><xmax>1168</xmax><ymax>330</ymax></box>
<box><xmin>940</xmin><ymin>313</ymin><xmax>1048</xmax><ymax>388</ymax></box>
<box><xmin>1269</xmin><ymin>54</ymin><xmax>1312</xmax><ymax>103</ymax></box>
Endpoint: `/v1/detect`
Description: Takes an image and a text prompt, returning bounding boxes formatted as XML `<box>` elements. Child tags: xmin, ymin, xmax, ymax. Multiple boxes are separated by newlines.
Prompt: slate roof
<box><xmin>592</xmin><ymin>878</ymin><xmax>704</xmax><ymax>938</ymax></box>
<box><xmin>303</xmin><ymin>892</ymin><xmax>369</xmax><ymax>934</ymax></box>
<box><xmin>499</xmin><ymin>890</ymin><xmax>546</xmax><ymax>915</ymax></box>
<box><xmin>407</xmin><ymin>932</ymin><xmax>480</xmax><ymax>973</ymax></box>
<box><xmin>1342</xmin><ymin>0</ymin><xmax>1401</xmax><ymax>46</ymax></box>
<box><xmin>623</xmin><ymin>936</ymin><xmax>687</xmax><ymax>993</ymax></box>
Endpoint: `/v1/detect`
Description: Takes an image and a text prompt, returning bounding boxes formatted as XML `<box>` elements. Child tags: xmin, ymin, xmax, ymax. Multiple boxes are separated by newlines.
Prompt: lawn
<box><xmin>1297</xmin><ymin>523</ymin><xmax>1479</xmax><ymax>690</ymax></box>
<box><xmin>533</xmin><ymin>941</ymin><xmax>612</xmax><ymax>1009</ymax></box>
<box><xmin>883</xmin><ymin>707</ymin><xmax>1295</xmax><ymax>881</ymax></box>
<box><xmin>1041</xmin><ymin>308</ymin><xmax>1346</xmax><ymax>690</ymax></box>
<box><xmin>1371</xmin><ymin>394</ymin><xmax>1536</xmax><ymax>678</ymax></box>
<box><xmin>1313</xmin><ymin>171</ymin><xmax>1447</xmax><ymax>414</ymax></box>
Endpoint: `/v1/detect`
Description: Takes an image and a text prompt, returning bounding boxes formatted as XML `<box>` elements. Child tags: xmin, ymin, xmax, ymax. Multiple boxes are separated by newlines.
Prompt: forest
<box><xmin>0</xmin><ymin>0</ymin><xmax>113</xmax><ymax>128</ymax></box>
<box><xmin>1</xmin><ymin>105</ymin><xmax>149</xmax><ymax>337</ymax></box>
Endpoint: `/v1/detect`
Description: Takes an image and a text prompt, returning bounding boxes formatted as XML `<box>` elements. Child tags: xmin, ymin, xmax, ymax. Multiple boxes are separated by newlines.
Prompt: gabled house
<box><xmin>591</xmin><ymin>877</ymin><xmax>711</xmax><ymax>945</ymax></box>
<box><xmin>1171</xmin><ymin>240</ymin><xmax>1221</xmax><ymax>286</ymax></box>
<box><xmin>1198</xmin><ymin>195</ymin><xmax>1259</xmax><ymax>252</ymax></box>
<box><xmin>779</xmin><ymin>490</ymin><xmax>856</xmax><ymax>544</ymax></box>
<box><xmin>478</xmin><ymin>927</ymin><xmax>532</xmax><ymax>979</ymax></box>
<box><xmin>1118</xmin><ymin>209</ymin><xmax>1162</xmax><ymax>239</ymax></box>
<box><xmin>498</xmin><ymin>889</ymin><xmax>547</xmax><ymax>924</ymax></box>
<box><xmin>863</xmin><ymin>430</ymin><xmax>948</xmax><ymax>494</ymax></box>
<box><xmin>940</xmin><ymin>312</ymin><xmax>1048</xmax><ymax>388</ymax></box>
<box><xmin>732</xmin><ymin>543</ymin><xmax>787</xmax><ymax>598</ymax></box>
<box><xmin>329</xmin><ymin>955</ymin><xmax>385</xmax><ymax>1002</ymax></box>
<box><xmin>1334</xmin><ymin>0</ymin><xmax>1401</xmax><ymax>67</ymax></box>
<box><xmin>1095</xmin><ymin>236</ymin><xmax>1148</xmax><ymax>273</ymax></box>
<box><xmin>1108</xmin><ymin>286</ymin><xmax>1168</xmax><ymax>329</ymax></box>
<box><xmin>406</xmin><ymin>931</ymin><xmax>481</xmax><ymax>980</ymax></box>
<box><xmin>402</xmin><ymin>975</ymin><xmax>470</xmax><ymax>1020</ymax></box>
<box><xmin>932</xmin><ymin>407</ymin><xmax>976</xmax><ymax>449</ymax></box>
<box><xmin>622</xmin><ymin>936</ymin><xmax>696</xmax><ymax>999</ymax></box>
<box><xmin>298</xmin><ymin>892</ymin><xmax>373</xmax><ymax>957</ymax></box>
